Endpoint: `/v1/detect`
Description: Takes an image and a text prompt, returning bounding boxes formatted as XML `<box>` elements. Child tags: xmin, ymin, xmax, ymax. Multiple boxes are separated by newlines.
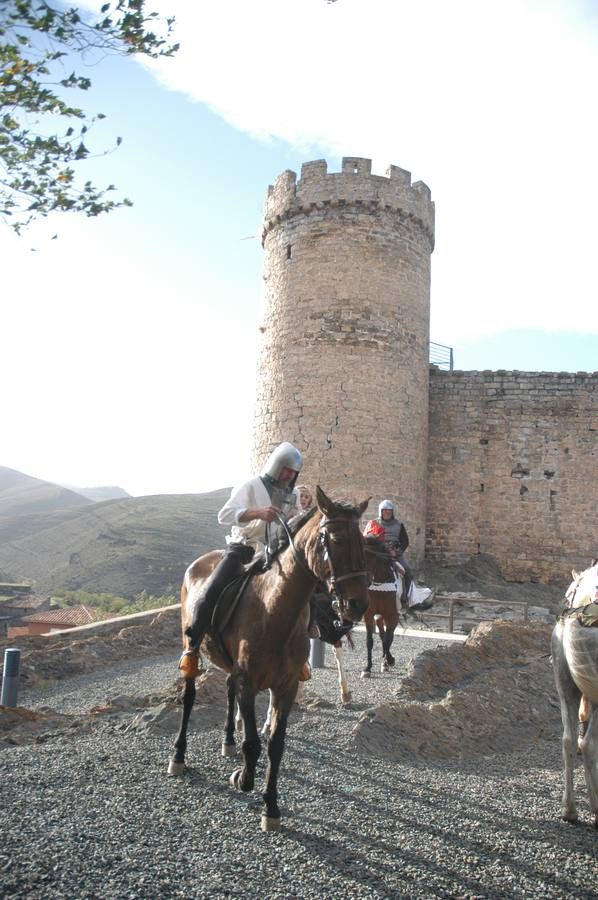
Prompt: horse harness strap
<box><xmin>319</xmin><ymin>516</ymin><xmax>368</xmax><ymax>597</ymax></box>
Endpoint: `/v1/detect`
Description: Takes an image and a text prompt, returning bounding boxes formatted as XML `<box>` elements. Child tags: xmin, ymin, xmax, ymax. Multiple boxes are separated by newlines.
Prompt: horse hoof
<box><xmin>221</xmin><ymin>742</ymin><xmax>236</xmax><ymax>758</ymax></box>
<box><xmin>261</xmin><ymin>814</ymin><xmax>281</xmax><ymax>832</ymax></box>
<box><xmin>342</xmin><ymin>693</ymin><xmax>352</xmax><ymax>705</ymax></box>
<box><xmin>229</xmin><ymin>767</ymin><xmax>243</xmax><ymax>789</ymax></box>
<box><xmin>167</xmin><ymin>759</ymin><xmax>186</xmax><ymax>777</ymax></box>
<box><xmin>361</xmin><ymin>670</ymin><xmax>371</xmax><ymax>679</ymax></box>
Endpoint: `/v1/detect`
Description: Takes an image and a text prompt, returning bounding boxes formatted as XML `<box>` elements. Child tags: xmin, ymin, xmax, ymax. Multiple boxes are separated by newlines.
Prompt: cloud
<box><xmin>140</xmin><ymin>0</ymin><xmax>598</xmax><ymax>341</ymax></box>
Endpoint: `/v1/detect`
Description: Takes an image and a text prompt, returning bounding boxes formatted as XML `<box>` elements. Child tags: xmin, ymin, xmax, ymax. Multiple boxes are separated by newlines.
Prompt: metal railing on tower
<box><xmin>429</xmin><ymin>342</ymin><xmax>454</xmax><ymax>370</ymax></box>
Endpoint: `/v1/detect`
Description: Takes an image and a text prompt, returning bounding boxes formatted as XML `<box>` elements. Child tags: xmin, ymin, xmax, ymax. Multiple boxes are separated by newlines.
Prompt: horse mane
<box><xmin>289</xmin><ymin>497</ymin><xmax>364</xmax><ymax>540</ymax></box>
<box><xmin>365</xmin><ymin>534</ymin><xmax>390</xmax><ymax>556</ymax></box>
<box><xmin>288</xmin><ymin>505</ymin><xmax>318</xmax><ymax>537</ymax></box>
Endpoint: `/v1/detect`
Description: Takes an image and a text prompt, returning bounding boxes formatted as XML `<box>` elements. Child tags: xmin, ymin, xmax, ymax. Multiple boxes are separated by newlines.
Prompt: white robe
<box><xmin>217</xmin><ymin>476</ymin><xmax>273</xmax><ymax>550</ymax></box>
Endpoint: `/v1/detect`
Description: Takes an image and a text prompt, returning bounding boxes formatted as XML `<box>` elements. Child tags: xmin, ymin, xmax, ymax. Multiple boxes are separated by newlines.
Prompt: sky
<box><xmin>2</xmin><ymin>0</ymin><xmax>597</xmax><ymax>497</ymax></box>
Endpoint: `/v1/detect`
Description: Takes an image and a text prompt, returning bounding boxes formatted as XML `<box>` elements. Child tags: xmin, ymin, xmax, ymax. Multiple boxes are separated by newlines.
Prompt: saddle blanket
<box><xmin>369</xmin><ymin>580</ymin><xmax>434</xmax><ymax>610</ymax></box>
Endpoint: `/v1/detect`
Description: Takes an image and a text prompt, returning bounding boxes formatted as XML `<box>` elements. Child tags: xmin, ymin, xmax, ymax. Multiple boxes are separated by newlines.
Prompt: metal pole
<box><xmin>1</xmin><ymin>648</ymin><xmax>21</xmax><ymax>708</ymax></box>
<box><xmin>448</xmin><ymin>600</ymin><xmax>454</xmax><ymax>634</ymax></box>
<box><xmin>309</xmin><ymin>638</ymin><xmax>325</xmax><ymax>669</ymax></box>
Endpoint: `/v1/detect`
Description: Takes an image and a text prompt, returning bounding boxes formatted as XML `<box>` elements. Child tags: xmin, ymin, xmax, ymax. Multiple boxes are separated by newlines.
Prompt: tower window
<box><xmin>286</xmin><ymin>244</ymin><xmax>292</xmax><ymax>260</ymax></box>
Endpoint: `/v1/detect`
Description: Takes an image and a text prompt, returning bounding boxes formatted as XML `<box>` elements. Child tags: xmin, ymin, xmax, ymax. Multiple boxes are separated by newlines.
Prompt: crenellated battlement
<box><xmin>263</xmin><ymin>157</ymin><xmax>435</xmax><ymax>247</ymax></box>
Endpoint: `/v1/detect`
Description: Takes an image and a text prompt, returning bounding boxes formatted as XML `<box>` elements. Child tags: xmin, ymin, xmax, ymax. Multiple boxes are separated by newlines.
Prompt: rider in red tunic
<box><xmin>363</xmin><ymin>499</ymin><xmax>413</xmax><ymax>600</ymax></box>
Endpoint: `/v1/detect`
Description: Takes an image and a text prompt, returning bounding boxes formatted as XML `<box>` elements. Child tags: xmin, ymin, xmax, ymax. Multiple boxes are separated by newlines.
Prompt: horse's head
<box><xmin>305</xmin><ymin>486</ymin><xmax>370</xmax><ymax>623</ymax></box>
<box><xmin>364</xmin><ymin>534</ymin><xmax>397</xmax><ymax>586</ymax></box>
<box><xmin>565</xmin><ymin>560</ymin><xmax>598</xmax><ymax>610</ymax></box>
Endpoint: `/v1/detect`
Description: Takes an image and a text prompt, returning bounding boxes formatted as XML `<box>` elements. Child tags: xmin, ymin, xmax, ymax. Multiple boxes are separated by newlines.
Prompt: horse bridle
<box><xmin>273</xmin><ymin>511</ymin><xmax>368</xmax><ymax>612</ymax></box>
<box><xmin>318</xmin><ymin>515</ymin><xmax>369</xmax><ymax>607</ymax></box>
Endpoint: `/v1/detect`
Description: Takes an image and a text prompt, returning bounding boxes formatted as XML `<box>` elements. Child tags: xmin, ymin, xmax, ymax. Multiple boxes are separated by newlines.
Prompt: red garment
<box><xmin>363</xmin><ymin>519</ymin><xmax>385</xmax><ymax>539</ymax></box>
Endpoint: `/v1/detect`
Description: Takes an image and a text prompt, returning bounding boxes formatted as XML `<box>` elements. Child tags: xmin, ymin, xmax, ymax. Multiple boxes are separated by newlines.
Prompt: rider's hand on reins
<box><xmin>258</xmin><ymin>506</ymin><xmax>281</xmax><ymax>523</ymax></box>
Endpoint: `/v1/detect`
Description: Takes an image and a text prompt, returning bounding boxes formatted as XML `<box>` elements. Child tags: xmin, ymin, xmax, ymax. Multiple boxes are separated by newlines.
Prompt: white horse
<box><xmin>552</xmin><ymin>561</ymin><xmax>598</xmax><ymax>827</ymax></box>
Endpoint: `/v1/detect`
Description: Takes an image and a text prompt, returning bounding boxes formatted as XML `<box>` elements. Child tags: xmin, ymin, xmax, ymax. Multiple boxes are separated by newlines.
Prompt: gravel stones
<box><xmin>1</xmin><ymin>624</ymin><xmax>597</xmax><ymax>899</ymax></box>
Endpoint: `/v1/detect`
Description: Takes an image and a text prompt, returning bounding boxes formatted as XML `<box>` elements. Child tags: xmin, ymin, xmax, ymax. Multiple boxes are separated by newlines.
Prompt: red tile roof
<box><xmin>20</xmin><ymin>605</ymin><xmax>107</xmax><ymax>627</ymax></box>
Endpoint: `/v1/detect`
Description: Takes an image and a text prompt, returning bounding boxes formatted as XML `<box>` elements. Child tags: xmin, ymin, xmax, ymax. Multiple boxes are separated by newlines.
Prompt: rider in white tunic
<box><xmin>185</xmin><ymin>442</ymin><xmax>303</xmax><ymax>653</ymax></box>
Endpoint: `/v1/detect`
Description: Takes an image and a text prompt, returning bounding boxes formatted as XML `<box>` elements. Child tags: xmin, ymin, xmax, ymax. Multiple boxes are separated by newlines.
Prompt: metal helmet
<box><xmin>378</xmin><ymin>499</ymin><xmax>395</xmax><ymax>517</ymax></box>
<box><xmin>261</xmin><ymin>442</ymin><xmax>304</xmax><ymax>483</ymax></box>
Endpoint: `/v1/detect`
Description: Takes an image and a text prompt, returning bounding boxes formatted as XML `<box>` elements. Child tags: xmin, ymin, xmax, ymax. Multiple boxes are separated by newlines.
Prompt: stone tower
<box><xmin>252</xmin><ymin>157</ymin><xmax>435</xmax><ymax>563</ymax></box>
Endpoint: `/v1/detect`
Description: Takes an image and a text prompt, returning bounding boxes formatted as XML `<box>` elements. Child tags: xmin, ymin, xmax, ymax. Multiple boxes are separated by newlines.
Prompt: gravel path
<box><xmin>2</xmin><ymin>631</ymin><xmax>597</xmax><ymax>899</ymax></box>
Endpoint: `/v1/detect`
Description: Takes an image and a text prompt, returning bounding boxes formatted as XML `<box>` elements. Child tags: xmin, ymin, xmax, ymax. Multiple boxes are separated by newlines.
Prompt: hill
<box><xmin>0</xmin><ymin>489</ymin><xmax>231</xmax><ymax>599</ymax></box>
<box><xmin>63</xmin><ymin>485</ymin><xmax>131</xmax><ymax>503</ymax></box>
<box><xmin>0</xmin><ymin>466</ymin><xmax>92</xmax><ymax>518</ymax></box>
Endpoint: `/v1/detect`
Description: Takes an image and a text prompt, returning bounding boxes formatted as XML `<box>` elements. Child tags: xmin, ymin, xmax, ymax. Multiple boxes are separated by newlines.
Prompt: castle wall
<box><xmin>253</xmin><ymin>159</ymin><xmax>435</xmax><ymax>563</ymax></box>
<box><xmin>426</xmin><ymin>369</ymin><xmax>598</xmax><ymax>582</ymax></box>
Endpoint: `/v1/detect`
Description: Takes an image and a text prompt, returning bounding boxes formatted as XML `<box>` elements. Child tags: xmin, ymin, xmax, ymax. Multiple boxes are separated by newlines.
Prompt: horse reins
<box><xmin>318</xmin><ymin>516</ymin><xmax>368</xmax><ymax>602</ymax></box>
<box><xmin>271</xmin><ymin>511</ymin><xmax>368</xmax><ymax>607</ymax></box>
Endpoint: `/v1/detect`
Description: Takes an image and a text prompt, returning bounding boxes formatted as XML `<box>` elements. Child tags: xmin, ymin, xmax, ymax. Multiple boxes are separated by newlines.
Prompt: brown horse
<box><xmin>361</xmin><ymin>534</ymin><xmax>404</xmax><ymax>677</ymax></box>
<box><xmin>169</xmin><ymin>486</ymin><xmax>370</xmax><ymax>830</ymax></box>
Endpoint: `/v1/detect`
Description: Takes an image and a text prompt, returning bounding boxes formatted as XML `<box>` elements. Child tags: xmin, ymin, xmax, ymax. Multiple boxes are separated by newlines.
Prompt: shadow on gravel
<box><xmin>282</xmin><ymin>799</ymin><xmax>593</xmax><ymax>900</ymax></box>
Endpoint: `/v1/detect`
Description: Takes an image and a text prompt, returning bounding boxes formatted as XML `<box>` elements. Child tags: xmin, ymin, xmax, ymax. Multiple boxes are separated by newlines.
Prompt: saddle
<box><xmin>559</xmin><ymin>595</ymin><xmax>598</xmax><ymax>628</ymax></box>
<box><xmin>574</xmin><ymin>602</ymin><xmax>598</xmax><ymax>628</ymax></box>
<box><xmin>209</xmin><ymin>571</ymin><xmax>254</xmax><ymax>663</ymax></box>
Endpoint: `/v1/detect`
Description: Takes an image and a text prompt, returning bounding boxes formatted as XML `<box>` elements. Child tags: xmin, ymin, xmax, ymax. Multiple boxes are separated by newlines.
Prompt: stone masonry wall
<box><xmin>426</xmin><ymin>369</ymin><xmax>598</xmax><ymax>582</ymax></box>
<box><xmin>253</xmin><ymin>158</ymin><xmax>435</xmax><ymax>564</ymax></box>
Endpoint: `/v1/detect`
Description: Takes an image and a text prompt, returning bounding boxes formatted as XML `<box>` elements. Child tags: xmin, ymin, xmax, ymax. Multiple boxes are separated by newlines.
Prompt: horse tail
<box><xmin>179</xmin><ymin>578</ymin><xmax>189</xmax><ymax>646</ymax></box>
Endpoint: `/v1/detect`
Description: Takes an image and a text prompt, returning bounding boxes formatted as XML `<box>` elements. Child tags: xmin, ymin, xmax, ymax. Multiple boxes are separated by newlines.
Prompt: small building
<box><xmin>0</xmin><ymin>586</ymin><xmax>51</xmax><ymax>637</ymax></box>
<box><xmin>7</xmin><ymin>605</ymin><xmax>107</xmax><ymax>638</ymax></box>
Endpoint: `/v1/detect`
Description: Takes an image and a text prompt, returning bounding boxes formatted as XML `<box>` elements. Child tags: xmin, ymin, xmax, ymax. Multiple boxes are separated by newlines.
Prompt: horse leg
<box><xmin>229</xmin><ymin>680</ymin><xmax>261</xmax><ymax>793</ymax></box>
<box><xmin>168</xmin><ymin>676</ymin><xmax>196</xmax><ymax>775</ymax></box>
<box><xmin>580</xmin><ymin>705</ymin><xmax>598</xmax><ymax>828</ymax></box>
<box><xmin>261</xmin><ymin>687</ymin><xmax>295</xmax><ymax>830</ymax></box>
<box><xmin>333</xmin><ymin>643</ymin><xmax>351</xmax><ymax>704</ymax></box>
<box><xmin>261</xmin><ymin>690</ymin><xmax>274</xmax><ymax>739</ymax></box>
<box><xmin>222</xmin><ymin>675</ymin><xmax>237</xmax><ymax>758</ymax></box>
<box><xmin>551</xmin><ymin>627</ymin><xmax>581</xmax><ymax>822</ymax></box>
<box><xmin>361</xmin><ymin>623</ymin><xmax>374</xmax><ymax>678</ymax></box>
<box><xmin>377</xmin><ymin>616</ymin><xmax>389</xmax><ymax>673</ymax></box>
<box><xmin>382</xmin><ymin>614</ymin><xmax>399</xmax><ymax>668</ymax></box>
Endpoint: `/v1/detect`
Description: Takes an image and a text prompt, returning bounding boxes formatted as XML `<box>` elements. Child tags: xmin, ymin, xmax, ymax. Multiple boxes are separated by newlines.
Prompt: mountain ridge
<box><xmin>0</xmin><ymin>487</ymin><xmax>232</xmax><ymax>598</ymax></box>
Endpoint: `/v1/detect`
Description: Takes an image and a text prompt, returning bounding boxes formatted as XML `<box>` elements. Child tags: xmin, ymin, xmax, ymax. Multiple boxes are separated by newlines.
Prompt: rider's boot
<box><xmin>182</xmin><ymin>543</ymin><xmax>254</xmax><ymax>669</ymax></box>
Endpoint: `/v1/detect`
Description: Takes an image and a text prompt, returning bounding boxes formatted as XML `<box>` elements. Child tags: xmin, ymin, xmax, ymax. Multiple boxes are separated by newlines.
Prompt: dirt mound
<box><xmin>5</xmin><ymin>607</ymin><xmax>181</xmax><ymax>685</ymax></box>
<box><xmin>0</xmin><ymin>705</ymin><xmax>89</xmax><ymax>745</ymax></box>
<box><xmin>353</xmin><ymin>620</ymin><xmax>560</xmax><ymax>760</ymax></box>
